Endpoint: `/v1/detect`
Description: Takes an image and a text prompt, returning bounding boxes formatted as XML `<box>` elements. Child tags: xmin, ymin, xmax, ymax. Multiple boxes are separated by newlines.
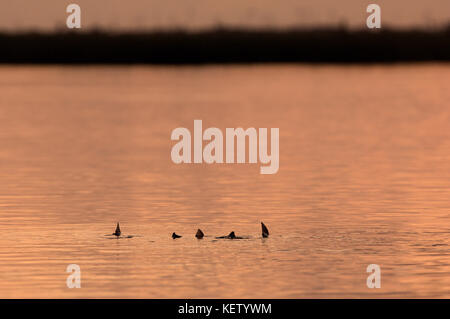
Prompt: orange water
<box><xmin>0</xmin><ymin>64</ymin><xmax>449</xmax><ymax>298</ymax></box>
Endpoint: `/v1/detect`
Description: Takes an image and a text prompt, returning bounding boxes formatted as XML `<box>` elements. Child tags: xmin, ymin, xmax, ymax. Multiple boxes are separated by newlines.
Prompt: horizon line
<box><xmin>1</xmin><ymin>23</ymin><xmax>450</xmax><ymax>35</ymax></box>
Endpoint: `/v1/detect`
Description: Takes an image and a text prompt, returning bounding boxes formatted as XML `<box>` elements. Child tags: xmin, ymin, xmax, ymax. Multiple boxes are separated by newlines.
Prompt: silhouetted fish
<box><xmin>261</xmin><ymin>222</ymin><xmax>269</xmax><ymax>238</ymax></box>
<box><xmin>227</xmin><ymin>231</ymin><xmax>236</xmax><ymax>239</ymax></box>
<box><xmin>216</xmin><ymin>231</ymin><xmax>244</xmax><ymax>239</ymax></box>
<box><xmin>172</xmin><ymin>232</ymin><xmax>182</xmax><ymax>239</ymax></box>
<box><xmin>195</xmin><ymin>229</ymin><xmax>204</xmax><ymax>239</ymax></box>
<box><xmin>113</xmin><ymin>222</ymin><xmax>121</xmax><ymax>237</ymax></box>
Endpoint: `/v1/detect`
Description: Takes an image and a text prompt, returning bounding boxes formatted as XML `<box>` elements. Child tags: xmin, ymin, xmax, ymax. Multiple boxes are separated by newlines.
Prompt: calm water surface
<box><xmin>0</xmin><ymin>64</ymin><xmax>449</xmax><ymax>298</ymax></box>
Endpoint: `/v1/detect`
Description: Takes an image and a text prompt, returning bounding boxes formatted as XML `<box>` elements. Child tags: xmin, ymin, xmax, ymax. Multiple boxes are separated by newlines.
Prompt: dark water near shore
<box><xmin>0</xmin><ymin>64</ymin><xmax>449</xmax><ymax>298</ymax></box>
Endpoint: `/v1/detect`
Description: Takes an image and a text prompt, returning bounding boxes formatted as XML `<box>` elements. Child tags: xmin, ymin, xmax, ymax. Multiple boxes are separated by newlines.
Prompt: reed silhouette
<box><xmin>0</xmin><ymin>27</ymin><xmax>449</xmax><ymax>64</ymax></box>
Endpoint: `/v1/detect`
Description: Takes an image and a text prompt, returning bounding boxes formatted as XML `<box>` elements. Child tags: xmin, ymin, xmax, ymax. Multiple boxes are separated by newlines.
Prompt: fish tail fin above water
<box><xmin>113</xmin><ymin>222</ymin><xmax>121</xmax><ymax>236</ymax></box>
<box><xmin>261</xmin><ymin>222</ymin><xmax>269</xmax><ymax>238</ymax></box>
<box><xmin>196</xmin><ymin>229</ymin><xmax>204</xmax><ymax>239</ymax></box>
<box><xmin>172</xmin><ymin>232</ymin><xmax>182</xmax><ymax>239</ymax></box>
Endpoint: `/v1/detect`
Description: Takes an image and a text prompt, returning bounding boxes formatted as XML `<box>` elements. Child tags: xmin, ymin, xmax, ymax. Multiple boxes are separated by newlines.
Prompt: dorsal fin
<box><xmin>261</xmin><ymin>222</ymin><xmax>269</xmax><ymax>238</ymax></box>
<box><xmin>228</xmin><ymin>231</ymin><xmax>236</xmax><ymax>239</ymax></box>
<box><xmin>113</xmin><ymin>222</ymin><xmax>121</xmax><ymax>236</ymax></box>
<box><xmin>195</xmin><ymin>229</ymin><xmax>204</xmax><ymax>239</ymax></box>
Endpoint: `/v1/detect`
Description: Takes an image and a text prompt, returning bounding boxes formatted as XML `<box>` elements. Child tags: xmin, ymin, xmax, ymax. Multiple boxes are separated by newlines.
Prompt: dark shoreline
<box><xmin>1</xmin><ymin>27</ymin><xmax>449</xmax><ymax>64</ymax></box>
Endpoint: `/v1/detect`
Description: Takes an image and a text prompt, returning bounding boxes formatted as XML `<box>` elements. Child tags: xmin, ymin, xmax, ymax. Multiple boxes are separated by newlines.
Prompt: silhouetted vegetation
<box><xmin>0</xmin><ymin>27</ymin><xmax>449</xmax><ymax>64</ymax></box>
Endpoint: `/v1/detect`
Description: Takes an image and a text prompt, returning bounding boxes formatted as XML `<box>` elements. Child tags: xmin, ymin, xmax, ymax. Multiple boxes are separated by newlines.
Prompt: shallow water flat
<box><xmin>0</xmin><ymin>64</ymin><xmax>449</xmax><ymax>298</ymax></box>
